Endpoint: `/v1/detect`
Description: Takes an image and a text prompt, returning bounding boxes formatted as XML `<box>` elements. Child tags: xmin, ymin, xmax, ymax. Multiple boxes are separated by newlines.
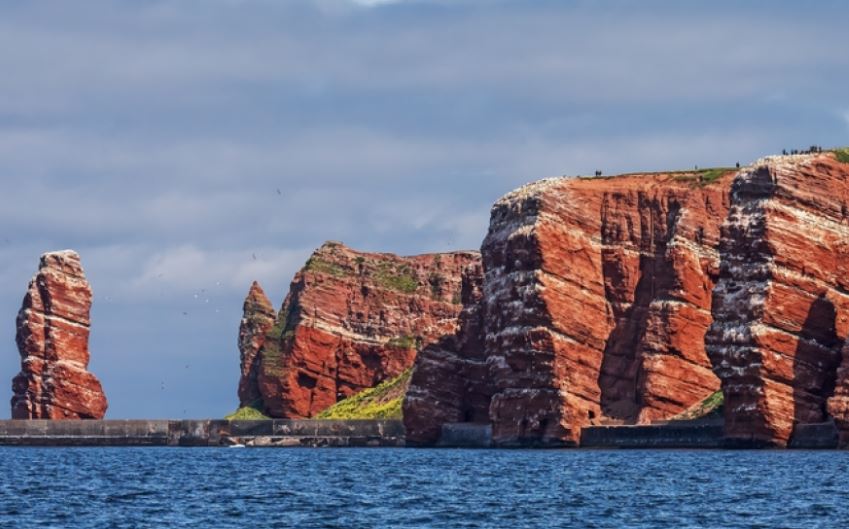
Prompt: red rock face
<box><xmin>707</xmin><ymin>153</ymin><xmax>849</xmax><ymax>447</ymax></box>
<box><xmin>403</xmin><ymin>262</ymin><xmax>489</xmax><ymax>445</ymax></box>
<box><xmin>11</xmin><ymin>251</ymin><xmax>108</xmax><ymax>419</ymax></box>
<box><xmin>237</xmin><ymin>281</ymin><xmax>276</xmax><ymax>407</ymax></box>
<box><xmin>254</xmin><ymin>242</ymin><xmax>479</xmax><ymax>418</ymax></box>
<box><xmin>406</xmin><ymin>171</ymin><xmax>734</xmax><ymax>446</ymax></box>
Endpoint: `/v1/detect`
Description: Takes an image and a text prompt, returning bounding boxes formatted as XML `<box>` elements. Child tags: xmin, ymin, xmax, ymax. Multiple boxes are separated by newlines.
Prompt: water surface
<box><xmin>0</xmin><ymin>448</ymin><xmax>846</xmax><ymax>528</ymax></box>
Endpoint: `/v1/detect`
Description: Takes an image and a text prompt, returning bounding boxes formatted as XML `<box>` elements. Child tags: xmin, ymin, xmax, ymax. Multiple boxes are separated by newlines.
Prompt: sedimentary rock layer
<box><xmin>11</xmin><ymin>250</ymin><xmax>108</xmax><ymax>419</ymax></box>
<box><xmin>403</xmin><ymin>262</ymin><xmax>489</xmax><ymax>445</ymax></box>
<box><xmin>406</xmin><ymin>169</ymin><xmax>734</xmax><ymax>446</ymax></box>
<box><xmin>237</xmin><ymin>281</ymin><xmax>277</xmax><ymax>407</ymax></box>
<box><xmin>255</xmin><ymin>242</ymin><xmax>479</xmax><ymax>418</ymax></box>
<box><xmin>706</xmin><ymin>153</ymin><xmax>849</xmax><ymax>447</ymax></box>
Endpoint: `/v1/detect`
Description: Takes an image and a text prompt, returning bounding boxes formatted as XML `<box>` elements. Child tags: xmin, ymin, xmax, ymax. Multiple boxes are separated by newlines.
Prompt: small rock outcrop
<box><xmin>11</xmin><ymin>251</ymin><xmax>108</xmax><ymax>419</ymax></box>
<box><xmin>253</xmin><ymin>242</ymin><xmax>479</xmax><ymax>418</ymax></box>
<box><xmin>237</xmin><ymin>281</ymin><xmax>276</xmax><ymax>407</ymax></box>
<box><xmin>707</xmin><ymin>153</ymin><xmax>849</xmax><ymax>447</ymax></box>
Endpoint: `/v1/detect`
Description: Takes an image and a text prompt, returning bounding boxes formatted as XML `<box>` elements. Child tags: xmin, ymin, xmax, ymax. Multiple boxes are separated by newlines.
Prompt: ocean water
<box><xmin>0</xmin><ymin>448</ymin><xmax>846</xmax><ymax>528</ymax></box>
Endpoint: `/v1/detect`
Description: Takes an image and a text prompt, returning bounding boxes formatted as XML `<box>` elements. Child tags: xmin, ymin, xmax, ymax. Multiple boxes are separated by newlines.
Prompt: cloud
<box><xmin>1</xmin><ymin>0</ymin><xmax>848</xmax><ymax>417</ymax></box>
<box><xmin>349</xmin><ymin>0</ymin><xmax>405</xmax><ymax>6</ymax></box>
<box><xmin>127</xmin><ymin>245</ymin><xmax>311</xmax><ymax>299</ymax></box>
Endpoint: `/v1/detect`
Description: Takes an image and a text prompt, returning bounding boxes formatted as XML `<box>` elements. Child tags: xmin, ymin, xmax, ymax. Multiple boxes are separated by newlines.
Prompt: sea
<box><xmin>0</xmin><ymin>447</ymin><xmax>846</xmax><ymax>528</ymax></box>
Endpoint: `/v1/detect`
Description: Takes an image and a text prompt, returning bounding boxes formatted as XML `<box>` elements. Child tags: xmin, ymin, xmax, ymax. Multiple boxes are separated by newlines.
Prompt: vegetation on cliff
<box><xmin>316</xmin><ymin>369</ymin><xmax>412</xmax><ymax>420</ymax></box>
<box><xmin>225</xmin><ymin>404</ymin><xmax>271</xmax><ymax>420</ymax></box>
<box><xmin>833</xmin><ymin>147</ymin><xmax>849</xmax><ymax>164</ymax></box>
<box><xmin>668</xmin><ymin>391</ymin><xmax>724</xmax><ymax>421</ymax></box>
<box><xmin>375</xmin><ymin>262</ymin><xmax>419</xmax><ymax>293</ymax></box>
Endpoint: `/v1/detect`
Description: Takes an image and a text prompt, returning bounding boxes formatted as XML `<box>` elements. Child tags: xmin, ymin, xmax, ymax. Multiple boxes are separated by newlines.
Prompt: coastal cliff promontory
<box><xmin>239</xmin><ymin>242</ymin><xmax>479</xmax><ymax>418</ymax></box>
<box><xmin>405</xmin><ymin>168</ymin><xmax>734</xmax><ymax>445</ymax></box>
<box><xmin>406</xmin><ymin>150</ymin><xmax>849</xmax><ymax>448</ymax></box>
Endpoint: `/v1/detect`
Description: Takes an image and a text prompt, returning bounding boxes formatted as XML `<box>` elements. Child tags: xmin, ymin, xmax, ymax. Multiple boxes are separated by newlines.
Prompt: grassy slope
<box><xmin>833</xmin><ymin>147</ymin><xmax>849</xmax><ymax>163</ymax></box>
<box><xmin>316</xmin><ymin>368</ymin><xmax>412</xmax><ymax>420</ymax></box>
<box><xmin>668</xmin><ymin>390</ymin><xmax>724</xmax><ymax>421</ymax></box>
<box><xmin>225</xmin><ymin>405</ymin><xmax>270</xmax><ymax>420</ymax></box>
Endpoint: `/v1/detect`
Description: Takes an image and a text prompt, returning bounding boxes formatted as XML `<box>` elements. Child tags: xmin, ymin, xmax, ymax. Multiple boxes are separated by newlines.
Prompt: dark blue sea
<box><xmin>0</xmin><ymin>448</ymin><xmax>847</xmax><ymax>528</ymax></box>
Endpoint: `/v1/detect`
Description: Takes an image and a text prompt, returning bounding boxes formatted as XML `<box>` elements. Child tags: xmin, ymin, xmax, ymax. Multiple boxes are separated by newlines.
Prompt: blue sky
<box><xmin>1</xmin><ymin>0</ymin><xmax>847</xmax><ymax>418</ymax></box>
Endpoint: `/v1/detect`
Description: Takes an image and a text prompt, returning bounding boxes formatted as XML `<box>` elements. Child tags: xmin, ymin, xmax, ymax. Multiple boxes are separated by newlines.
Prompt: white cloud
<box><xmin>125</xmin><ymin>245</ymin><xmax>311</xmax><ymax>299</ymax></box>
<box><xmin>1</xmin><ymin>0</ymin><xmax>847</xmax><ymax>417</ymax></box>
<box><xmin>350</xmin><ymin>0</ymin><xmax>405</xmax><ymax>5</ymax></box>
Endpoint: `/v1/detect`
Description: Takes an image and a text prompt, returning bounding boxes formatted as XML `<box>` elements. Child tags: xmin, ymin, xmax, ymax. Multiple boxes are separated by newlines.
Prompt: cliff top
<box><xmin>313</xmin><ymin>240</ymin><xmax>479</xmax><ymax>261</ymax></box>
<box><xmin>495</xmin><ymin>149</ymin><xmax>849</xmax><ymax>211</ymax></box>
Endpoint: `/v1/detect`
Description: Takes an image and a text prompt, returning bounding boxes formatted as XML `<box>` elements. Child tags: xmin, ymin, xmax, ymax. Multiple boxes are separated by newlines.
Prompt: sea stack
<box><xmin>252</xmin><ymin>241</ymin><xmax>479</xmax><ymax>418</ymax></box>
<box><xmin>237</xmin><ymin>281</ymin><xmax>276</xmax><ymax>408</ymax></box>
<box><xmin>11</xmin><ymin>250</ymin><xmax>108</xmax><ymax>419</ymax></box>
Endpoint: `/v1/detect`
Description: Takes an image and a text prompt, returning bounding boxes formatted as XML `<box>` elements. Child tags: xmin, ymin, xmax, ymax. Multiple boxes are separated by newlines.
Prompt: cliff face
<box><xmin>11</xmin><ymin>251</ymin><xmax>108</xmax><ymax>419</ymax></box>
<box><xmin>406</xmin><ymin>170</ymin><xmax>734</xmax><ymax>446</ymax></box>
<box><xmin>237</xmin><ymin>281</ymin><xmax>277</xmax><ymax>408</ymax></box>
<box><xmin>403</xmin><ymin>262</ymin><xmax>488</xmax><ymax>444</ymax></box>
<box><xmin>254</xmin><ymin>242</ymin><xmax>479</xmax><ymax>418</ymax></box>
<box><xmin>706</xmin><ymin>153</ymin><xmax>849</xmax><ymax>447</ymax></box>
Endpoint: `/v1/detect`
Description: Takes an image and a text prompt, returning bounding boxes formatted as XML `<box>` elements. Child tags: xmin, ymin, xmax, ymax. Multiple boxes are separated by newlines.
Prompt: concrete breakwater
<box><xmin>0</xmin><ymin>418</ymin><xmax>840</xmax><ymax>448</ymax></box>
<box><xmin>0</xmin><ymin>419</ymin><xmax>405</xmax><ymax>447</ymax></box>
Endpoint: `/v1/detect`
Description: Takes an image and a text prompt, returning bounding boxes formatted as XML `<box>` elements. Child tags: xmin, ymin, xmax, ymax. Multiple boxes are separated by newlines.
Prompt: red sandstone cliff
<box><xmin>706</xmin><ymin>153</ymin><xmax>849</xmax><ymax>447</ymax></box>
<box><xmin>406</xmin><ymin>169</ymin><xmax>736</xmax><ymax>446</ymax></box>
<box><xmin>11</xmin><ymin>250</ymin><xmax>108</xmax><ymax>419</ymax></box>
<box><xmin>237</xmin><ymin>281</ymin><xmax>277</xmax><ymax>408</ymax></box>
<box><xmin>406</xmin><ymin>151</ymin><xmax>849</xmax><ymax>448</ymax></box>
<box><xmin>403</xmin><ymin>262</ymin><xmax>488</xmax><ymax>444</ymax></box>
<box><xmin>251</xmin><ymin>242</ymin><xmax>479</xmax><ymax>418</ymax></box>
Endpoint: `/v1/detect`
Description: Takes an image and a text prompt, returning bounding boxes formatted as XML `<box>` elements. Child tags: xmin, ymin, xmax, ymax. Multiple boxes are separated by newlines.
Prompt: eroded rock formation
<box><xmin>237</xmin><ymin>281</ymin><xmax>277</xmax><ymax>408</ymax></box>
<box><xmin>707</xmin><ymin>153</ymin><xmax>849</xmax><ymax>447</ymax></box>
<box><xmin>406</xmin><ymin>170</ymin><xmax>734</xmax><ymax>446</ymax></box>
<box><xmin>11</xmin><ymin>250</ymin><xmax>108</xmax><ymax>419</ymax></box>
<box><xmin>403</xmin><ymin>262</ymin><xmax>489</xmax><ymax>445</ymax></box>
<box><xmin>254</xmin><ymin>241</ymin><xmax>479</xmax><ymax>418</ymax></box>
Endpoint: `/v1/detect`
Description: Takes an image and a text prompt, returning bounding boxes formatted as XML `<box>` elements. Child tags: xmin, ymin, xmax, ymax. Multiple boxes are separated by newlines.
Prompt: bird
<box><xmin>252</xmin><ymin>253</ymin><xmax>257</xmax><ymax>261</ymax></box>
<box><xmin>182</xmin><ymin>311</ymin><xmax>188</xmax><ymax>316</ymax></box>
<box><xmin>276</xmin><ymin>188</ymin><xmax>282</xmax><ymax>195</ymax></box>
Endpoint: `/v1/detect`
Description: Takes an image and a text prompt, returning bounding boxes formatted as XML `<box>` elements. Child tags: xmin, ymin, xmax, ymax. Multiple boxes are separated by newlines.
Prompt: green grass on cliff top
<box><xmin>579</xmin><ymin>166</ymin><xmax>736</xmax><ymax>186</ymax></box>
<box><xmin>668</xmin><ymin>390</ymin><xmax>724</xmax><ymax>421</ymax></box>
<box><xmin>833</xmin><ymin>148</ymin><xmax>849</xmax><ymax>164</ymax></box>
<box><xmin>315</xmin><ymin>368</ymin><xmax>412</xmax><ymax>420</ymax></box>
<box><xmin>225</xmin><ymin>405</ymin><xmax>270</xmax><ymax>420</ymax></box>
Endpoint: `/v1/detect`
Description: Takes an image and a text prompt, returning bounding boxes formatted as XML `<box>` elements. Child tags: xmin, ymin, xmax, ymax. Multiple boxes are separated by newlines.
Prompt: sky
<box><xmin>1</xmin><ymin>0</ymin><xmax>848</xmax><ymax>418</ymax></box>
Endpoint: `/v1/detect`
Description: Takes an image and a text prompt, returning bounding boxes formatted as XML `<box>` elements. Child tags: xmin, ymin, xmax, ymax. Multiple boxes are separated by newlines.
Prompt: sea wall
<box><xmin>580</xmin><ymin>422</ymin><xmax>724</xmax><ymax>448</ymax></box>
<box><xmin>0</xmin><ymin>419</ymin><xmax>405</xmax><ymax>447</ymax></box>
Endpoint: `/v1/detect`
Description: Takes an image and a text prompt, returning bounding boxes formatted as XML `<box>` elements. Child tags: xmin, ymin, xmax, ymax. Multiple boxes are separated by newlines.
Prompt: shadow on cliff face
<box><xmin>791</xmin><ymin>294</ymin><xmax>842</xmax><ymax>436</ymax></box>
<box><xmin>598</xmin><ymin>196</ymin><xmax>681</xmax><ymax>422</ymax></box>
